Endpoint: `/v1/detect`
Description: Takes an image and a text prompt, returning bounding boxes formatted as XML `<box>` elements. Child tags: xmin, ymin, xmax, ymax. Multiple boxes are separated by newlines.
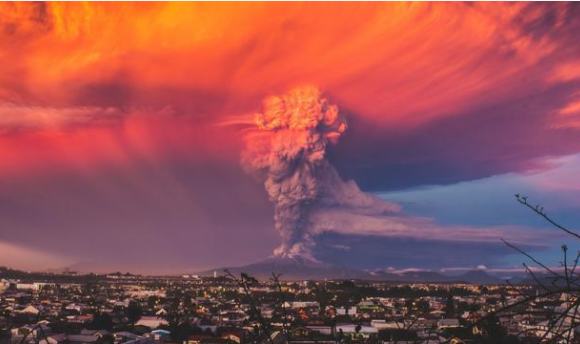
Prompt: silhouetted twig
<box><xmin>479</xmin><ymin>195</ymin><xmax>580</xmax><ymax>343</ymax></box>
<box><xmin>224</xmin><ymin>270</ymin><xmax>275</xmax><ymax>344</ymax></box>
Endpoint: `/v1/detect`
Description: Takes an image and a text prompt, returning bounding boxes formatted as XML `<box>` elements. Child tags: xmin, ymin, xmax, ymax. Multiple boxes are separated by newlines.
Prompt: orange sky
<box><xmin>1</xmin><ymin>2</ymin><xmax>579</xmax><ymax>272</ymax></box>
<box><xmin>1</xmin><ymin>2</ymin><xmax>579</xmax><ymax>180</ymax></box>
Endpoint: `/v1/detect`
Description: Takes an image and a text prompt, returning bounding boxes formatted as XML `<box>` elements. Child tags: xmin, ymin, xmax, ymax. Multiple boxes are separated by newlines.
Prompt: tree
<box><xmin>147</xmin><ymin>296</ymin><xmax>159</xmax><ymax>309</ymax></box>
<box><xmin>89</xmin><ymin>312</ymin><xmax>113</xmax><ymax>331</ymax></box>
<box><xmin>312</xmin><ymin>286</ymin><xmax>332</xmax><ymax>318</ymax></box>
<box><xmin>473</xmin><ymin>194</ymin><xmax>580</xmax><ymax>343</ymax></box>
<box><xmin>125</xmin><ymin>301</ymin><xmax>142</xmax><ymax>326</ymax></box>
<box><xmin>445</xmin><ymin>295</ymin><xmax>455</xmax><ymax>317</ymax></box>
<box><xmin>224</xmin><ymin>270</ymin><xmax>274</xmax><ymax>344</ymax></box>
<box><xmin>476</xmin><ymin>315</ymin><xmax>512</xmax><ymax>344</ymax></box>
<box><xmin>171</xmin><ymin>322</ymin><xmax>197</xmax><ymax>342</ymax></box>
<box><xmin>378</xmin><ymin>329</ymin><xmax>418</xmax><ymax>342</ymax></box>
<box><xmin>162</xmin><ymin>294</ymin><xmax>194</xmax><ymax>338</ymax></box>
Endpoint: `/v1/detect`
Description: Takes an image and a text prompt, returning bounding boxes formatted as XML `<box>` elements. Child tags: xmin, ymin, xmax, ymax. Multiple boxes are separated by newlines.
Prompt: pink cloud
<box><xmin>0</xmin><ymin>240</ymin><xmax>72</xmax><ymax>271</ymax></box>
<box><xmin>309</xmin><ymin>207</ymin><xmax>553</xmax><ymax>247</ymax></box>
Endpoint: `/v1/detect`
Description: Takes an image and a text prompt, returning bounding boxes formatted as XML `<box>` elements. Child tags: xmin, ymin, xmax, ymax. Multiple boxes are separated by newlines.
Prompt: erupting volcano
<box><xmin>241</xmin><ymin>86</ymin><xmax>400</xmax><ymax>262</ymax></box>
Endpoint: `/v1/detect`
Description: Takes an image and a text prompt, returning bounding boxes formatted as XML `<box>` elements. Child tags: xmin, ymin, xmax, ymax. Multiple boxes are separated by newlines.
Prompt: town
<box><xmin>0</xmin><ymin>267</ymin><xmax>577</xmax><ymax>344</ymax></box>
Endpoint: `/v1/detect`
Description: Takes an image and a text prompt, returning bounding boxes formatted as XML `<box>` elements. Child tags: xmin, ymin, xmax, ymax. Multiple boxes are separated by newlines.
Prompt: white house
<box><xmin>135</xmin><ymin>316</ymin><xmax>168</xmax><ymax>329</ymax></box>
<box><xmin>336</xmin><ymin>306</ymin><xmax>358</xmax><ymax>316</ymax></box>
<box><xmin>336</xmin><ymin>324</ymin><xmax>378</xmax><ymax>337</ymax></box>
<box><xmin>370</xmin><ymin>320</ymin><xmax>405</xmax><ymax>330</ymax></box>
<box><xmin>38</xmin><ymin>333</ymin><xmax>67</xmax><ymax>344</ymax></box>
<box><xmin>20</xmin><ymin>306</ymin><xmax>40</xmax><ymax>315</ymax></box>
<box><xmin>437</xmin><ymin>319</ymin><xmax>460</xmax><ymax>329</ymax></box>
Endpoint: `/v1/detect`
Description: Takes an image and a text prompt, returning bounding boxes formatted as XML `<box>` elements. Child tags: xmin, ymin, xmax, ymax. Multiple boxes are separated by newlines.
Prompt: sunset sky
<box><xmin>1</xmin><ymin>2</ymin><xmax>580</xmax><ymax>274</ymax></box>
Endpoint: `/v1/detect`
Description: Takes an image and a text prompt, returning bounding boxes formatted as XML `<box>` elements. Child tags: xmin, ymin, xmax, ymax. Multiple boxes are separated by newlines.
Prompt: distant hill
<box><xmin>47</xmin><ymin>261</ymin><xmax>104</xmax><ymax>274</ymax></box>
<box><xmin>48</xmin><ymin>261</ymin><xmax>145</xmax><ymax>276</ymax></box>
<box><xmin>0</xmin><ymin>266</ymin><xmax>105</xmax><ymax>283</ymax></box>
<box><xmin>454</xmin><ymin>270</ymin><xmax>504</xmax><ymax>285</ymax></box>
<box><xmin>197</xmin><ymin>256</ymin><xmax>371</xmax><ymax>280</ymax></box>
<box><xmin>512</xmin><ymin>272</ymin><xmax>566</xmax><ymax>287</ymax></box>
<box><xmin>372</xmin><ymin>269</ymin><xmax>504</xmax><ymax>285</ymax></box>
<box><xmin>197</xmin><ymin>257</ymin><xmax>506</xmax><ymax>284</ymax></box>
<box><xmin>372</xmin><ymin>270</ymin><xmax>456</xmax><ymax>283</ymax></box>
<box><xmin>400</xmin><ymin>270</ymin><xmax>453</xmax><ymax>282</ymax></box>
<box><xmin>3</xmin><ymin>262</ymin><xmax>508</xmax><ymax>285</ymax></box>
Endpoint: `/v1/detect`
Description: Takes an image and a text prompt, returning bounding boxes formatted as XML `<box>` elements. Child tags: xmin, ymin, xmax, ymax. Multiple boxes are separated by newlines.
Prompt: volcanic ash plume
<box><xmin>242</xmin><ymin>86</ymin><xmax>399</xmax><ymax>260</ymax></box>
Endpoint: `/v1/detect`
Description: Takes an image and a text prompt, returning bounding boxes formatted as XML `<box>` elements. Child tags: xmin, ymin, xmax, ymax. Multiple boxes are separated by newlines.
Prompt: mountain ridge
<box><xmin>195</xmin><ymin>256</ymin><xmax>506</xmax><ymax>284</ymax></box>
